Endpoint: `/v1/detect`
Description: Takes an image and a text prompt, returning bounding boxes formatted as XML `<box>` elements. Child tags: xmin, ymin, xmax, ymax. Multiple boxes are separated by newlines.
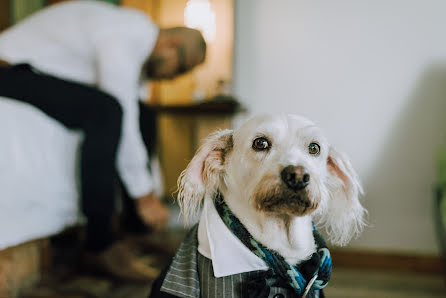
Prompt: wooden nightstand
<box><xmin>148</xmin><ymin>96</ymin><xmax>245</xmax><ymax>198</ymax></box>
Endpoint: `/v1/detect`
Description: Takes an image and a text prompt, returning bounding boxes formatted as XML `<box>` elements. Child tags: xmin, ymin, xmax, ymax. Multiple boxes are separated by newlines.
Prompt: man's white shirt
<box><xmin>0</xmin><ymin>0</ymin><xmax>159</xmax><ymax>197</ymax></box>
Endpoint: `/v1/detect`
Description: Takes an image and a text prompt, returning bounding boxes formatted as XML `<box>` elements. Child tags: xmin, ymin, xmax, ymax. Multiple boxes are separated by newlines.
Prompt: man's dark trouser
<box><xmin>0</xmin><ymin>63</ymin><xmax>145</xmax><ymax>252</ymax></box>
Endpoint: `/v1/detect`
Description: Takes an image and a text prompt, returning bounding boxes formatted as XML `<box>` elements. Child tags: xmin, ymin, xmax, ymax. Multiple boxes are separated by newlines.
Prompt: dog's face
<box><xmin>178</xmin><ymin>114</ymin><xmax>366</xmax><ymax>246</ymax></box>
<box><xmin>225</xmin><ymin>114</ymin><xmax>328</xmax><ymax>217</ymax></box>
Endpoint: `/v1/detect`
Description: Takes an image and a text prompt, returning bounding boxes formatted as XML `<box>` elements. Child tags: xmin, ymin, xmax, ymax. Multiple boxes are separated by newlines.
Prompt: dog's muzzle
<box><xmin>281</xmin><ymin>165</ymin><xmax>310</xmax><ymax>191</ymax></box>
<box><xmin>254</xmin><ymin>165</ymin><xmax>317</xmax><ymax>216</ymax></box>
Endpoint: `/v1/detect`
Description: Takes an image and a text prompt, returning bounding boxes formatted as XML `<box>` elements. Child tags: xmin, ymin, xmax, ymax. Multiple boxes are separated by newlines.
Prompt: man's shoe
<box><xmin>82</xmin><ymin>241</ymin><xmax>160</xmax><ymax>283</ymax></box>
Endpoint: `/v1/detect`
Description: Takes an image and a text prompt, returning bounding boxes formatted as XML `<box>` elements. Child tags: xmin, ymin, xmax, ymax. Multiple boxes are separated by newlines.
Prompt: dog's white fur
<box><xmin>178</xmin><ymin>114</ymin><xmax>366</xmax><ymax>265</ymax></box>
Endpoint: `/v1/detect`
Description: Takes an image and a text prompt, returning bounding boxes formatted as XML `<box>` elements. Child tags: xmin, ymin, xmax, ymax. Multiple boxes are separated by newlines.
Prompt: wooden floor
<box><xmin>324</xmin><ymin>268</ymin><xmax>445</xmax><ymax>298</ymax></box>
<box><xmin>15</xmin><ymin>227</ymin><xmax>446</xmax><ymax>298</ymax></box>
<box><xmin>20</xmin><ymin>263</ymin><xmax>446</xmax><ymax>297</ymax></box>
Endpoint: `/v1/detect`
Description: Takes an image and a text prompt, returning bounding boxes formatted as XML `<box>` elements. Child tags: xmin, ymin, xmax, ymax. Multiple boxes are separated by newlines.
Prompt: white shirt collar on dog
<box><xmin>197</xmin><ymin>197</ymin><xmax>270</xmax><ymax>278</ymax></box>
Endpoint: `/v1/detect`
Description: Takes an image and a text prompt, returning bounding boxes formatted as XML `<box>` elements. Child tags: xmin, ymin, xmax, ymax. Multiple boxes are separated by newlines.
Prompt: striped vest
<box><xmin>153</xmin><ymin>225</ymin><xmax>322</xmax><ymax>298</ymax></box>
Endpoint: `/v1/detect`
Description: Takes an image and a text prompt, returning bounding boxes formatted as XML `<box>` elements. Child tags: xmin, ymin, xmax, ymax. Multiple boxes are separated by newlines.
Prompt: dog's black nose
<box><xmin>281</xmin><ymin>165</ymin><xmax>310</xmax><ymax>190</ymax></box>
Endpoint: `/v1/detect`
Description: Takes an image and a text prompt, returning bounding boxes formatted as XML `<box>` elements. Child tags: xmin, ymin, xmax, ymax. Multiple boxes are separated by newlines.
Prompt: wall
<box><xmin>233</xmin><ymin>0</ymin><xmax>446</xmax><ymax>255</ymax></box>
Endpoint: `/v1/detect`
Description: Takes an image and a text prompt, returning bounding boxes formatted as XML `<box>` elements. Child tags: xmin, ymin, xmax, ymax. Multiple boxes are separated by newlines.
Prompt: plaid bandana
<box><xmin>214</xmin><ymin>192</ymin><xmax>332</xmax><ymax>298</ymax></box>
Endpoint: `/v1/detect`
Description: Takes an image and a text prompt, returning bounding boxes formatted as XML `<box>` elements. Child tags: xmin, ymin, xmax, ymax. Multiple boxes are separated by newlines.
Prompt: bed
<box><xmin>0</xmin><ymin>95</ymin><xmax>169</xmax><ymax>250</ymax></box>
<box><xmin>0</xmin><ymin>96</ymin><xmax>82</xmax><ymax>250</ymax></box>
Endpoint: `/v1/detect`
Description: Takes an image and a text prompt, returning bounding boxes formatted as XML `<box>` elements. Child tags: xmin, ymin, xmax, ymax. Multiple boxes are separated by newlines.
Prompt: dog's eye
<box><xmin>252</xmin><ymin>137</ymin><xmax>270</xmax><ymax>151</ymax></box>
<box><xmin>308</xmin><ymin>143</ymin><xmax>320</xmax><ymax>155</ymax></box>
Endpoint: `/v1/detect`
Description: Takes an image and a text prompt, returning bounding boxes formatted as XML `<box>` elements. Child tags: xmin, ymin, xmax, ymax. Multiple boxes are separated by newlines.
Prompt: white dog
<box><xmin>151</xmin><ymin>114</ymin><xmax>366</xmax><ymax>298</ymax></box>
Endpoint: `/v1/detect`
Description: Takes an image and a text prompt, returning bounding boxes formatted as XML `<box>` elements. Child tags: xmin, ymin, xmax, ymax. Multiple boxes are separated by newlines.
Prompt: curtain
<box><xmin>10</xmin><ymin>0</ymin><xmax>45</xmax><ymax>24</ymax></box>
<box><xmin>10</xmin><ymin>0</ymin><xmax>120</xmax><ymax>25</ymax></box>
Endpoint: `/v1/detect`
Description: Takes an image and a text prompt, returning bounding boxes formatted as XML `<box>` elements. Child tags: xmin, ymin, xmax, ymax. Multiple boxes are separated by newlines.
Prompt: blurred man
<box><xmin>0</xmin><ymin>0</ymin><xmax>206</xmax><ymax>281</ymax></box>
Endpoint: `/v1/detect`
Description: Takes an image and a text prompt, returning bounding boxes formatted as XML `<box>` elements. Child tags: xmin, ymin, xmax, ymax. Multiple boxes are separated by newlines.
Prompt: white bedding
<box><xmin>0</xmin><ymin>97</ymin><xmax>82</xmax><ymax>250</ymax></box>
<box><xmin>0</xmin><ymin>96</ymin><xmax>165</xmax><ymax>250</ymax></box>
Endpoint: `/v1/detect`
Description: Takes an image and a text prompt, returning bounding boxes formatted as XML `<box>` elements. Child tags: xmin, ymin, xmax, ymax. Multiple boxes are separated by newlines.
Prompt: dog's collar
<box><xmin>213</xmin><ymin>192</ymin><xmax>332</xmax><ymax>298</ymax></box>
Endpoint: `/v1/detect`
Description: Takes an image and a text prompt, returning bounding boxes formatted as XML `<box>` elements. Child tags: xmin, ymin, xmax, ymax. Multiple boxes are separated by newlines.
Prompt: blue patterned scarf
<box><xmin>213</xmin><ymin>192</ymin><xmax>332</xmax><ymax>298</ymax></box>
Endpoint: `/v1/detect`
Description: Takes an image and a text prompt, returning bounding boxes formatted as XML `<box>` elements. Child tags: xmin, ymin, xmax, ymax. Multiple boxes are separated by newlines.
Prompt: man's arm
<box><xmin>95</xmin><ymin>45</ymin><xmax>168</xmax><ymax>230</ymax></box>
<box><xmin>95</xmin><ymin>46</ymin><xmax>153</xmax><ymax>198</ymax></box>
<box><xmin>92</xmin><ymin>11</ymin><xmax>168</xmax><ymax>230</ymax></box>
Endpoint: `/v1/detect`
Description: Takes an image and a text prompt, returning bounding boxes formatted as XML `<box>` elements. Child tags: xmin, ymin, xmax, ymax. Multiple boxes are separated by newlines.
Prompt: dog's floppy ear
<box><xmin>320</xmin><ymin>147</ymin><xmax>366</xmax><ymax>246</ymax></box>
<box><xmin>177</xmin><ymin>129</ymin><xmax>233</xmax><ymax>224</ymax></box>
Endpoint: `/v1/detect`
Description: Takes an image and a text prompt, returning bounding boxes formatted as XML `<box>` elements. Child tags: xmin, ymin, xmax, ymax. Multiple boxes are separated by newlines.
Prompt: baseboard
<box><xmin>331</xmin><ymin>249</ymin><xmax>445</xmax><ymax>275</ymax></box>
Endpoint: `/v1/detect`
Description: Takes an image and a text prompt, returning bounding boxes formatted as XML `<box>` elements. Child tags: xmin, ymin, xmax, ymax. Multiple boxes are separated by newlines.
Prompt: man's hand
<box><xmin>136</xmin><ymin>193</ymin><xmax>169</xmax><ymax>232</ymax></box>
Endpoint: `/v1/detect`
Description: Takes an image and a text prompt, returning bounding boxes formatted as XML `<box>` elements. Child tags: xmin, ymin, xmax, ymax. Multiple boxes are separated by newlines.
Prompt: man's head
<box><xmin>143</xmin><ymin>27</ymin><xmax>206</xmax><ymax>80</ymax></box>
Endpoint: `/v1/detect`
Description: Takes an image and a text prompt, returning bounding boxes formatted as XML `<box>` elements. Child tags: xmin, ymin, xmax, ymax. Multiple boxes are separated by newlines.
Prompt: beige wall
<box><xmin>157</xmin><ymin>0</ymin><xmax>233</xmax><ymax>103</ymax></box>
<box><xmin>234</xmin><ymin>0</ymin><xmax>446</xmax><ymax>255</ymax></box>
